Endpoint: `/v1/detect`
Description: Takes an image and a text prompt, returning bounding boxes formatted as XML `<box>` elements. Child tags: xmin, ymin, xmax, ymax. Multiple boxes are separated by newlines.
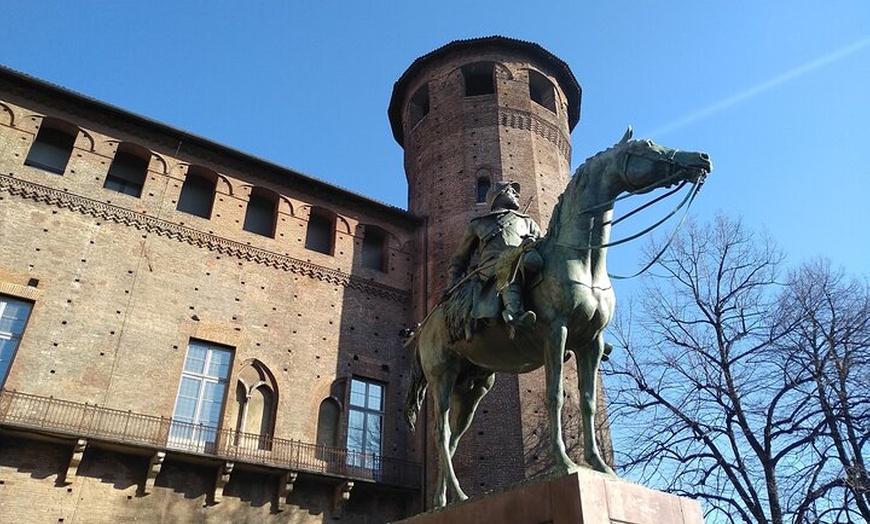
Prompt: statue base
<box><xmin>394</xmin><ymin>470</ymin><xmax>703</xmax><ymax>524</ymax></box>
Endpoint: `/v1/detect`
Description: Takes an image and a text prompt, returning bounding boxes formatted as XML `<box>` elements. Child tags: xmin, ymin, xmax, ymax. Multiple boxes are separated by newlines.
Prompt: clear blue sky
<box><xmin>3</xmin><ymin>2</ymin><xmax>868</xmax><ymax>287</ymax></box>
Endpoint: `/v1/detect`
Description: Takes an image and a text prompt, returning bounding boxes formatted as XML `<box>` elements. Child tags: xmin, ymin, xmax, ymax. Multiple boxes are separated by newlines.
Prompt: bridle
<box><xmin>555</xmin><ymin>142</ymin><xmax>707</xmax><ymax>279</ymax></box>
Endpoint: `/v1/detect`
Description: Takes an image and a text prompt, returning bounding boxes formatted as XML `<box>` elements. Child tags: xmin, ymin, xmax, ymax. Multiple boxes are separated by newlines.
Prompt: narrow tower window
<box><xmin>476</xmin><ymin>175</ymin><xmax>491</xmax><ymax>204</ymax></box>
<box><xmin>529</xmin><ymin>70</ymin><xmax>557</xmax><ymax>113</ymax></box>
<box><xmin>462</xmin><ymin>62</ymin><xmax>496</xmax><ymax>96</ymax></box>
<box><xmin>409</xmin><ymin>84</ymin><xmax>430</xmax><ymax>128</ymax></box>
<box><xmin>25</xmin><ymin>121</ymin><xmax>76</xmax><ymax>174</ymax></box>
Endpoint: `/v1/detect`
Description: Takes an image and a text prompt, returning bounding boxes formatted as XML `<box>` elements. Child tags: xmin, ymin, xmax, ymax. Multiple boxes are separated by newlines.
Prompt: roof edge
<box><xmin>388</xmin><ymin>36</ymin><xmax>582</xmax><ymax>147</ymax></box>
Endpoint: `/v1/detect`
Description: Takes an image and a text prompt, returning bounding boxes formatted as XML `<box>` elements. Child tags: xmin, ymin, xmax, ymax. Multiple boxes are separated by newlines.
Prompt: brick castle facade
<box><xmin>0</xmin><ymin>36</ymin><xmax>611</xmax><ymax>523</ymax></box>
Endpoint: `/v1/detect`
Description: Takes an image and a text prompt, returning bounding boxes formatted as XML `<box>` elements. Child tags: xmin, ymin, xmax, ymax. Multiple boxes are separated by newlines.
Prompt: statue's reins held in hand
<box><xmin>404</xmin><ymin>128</ymin><xmax>713</xmax><ymax>508</ymax></box>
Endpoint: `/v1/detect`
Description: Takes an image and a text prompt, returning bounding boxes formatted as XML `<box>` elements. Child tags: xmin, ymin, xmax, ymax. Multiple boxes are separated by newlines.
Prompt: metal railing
<box><xmin>0</xmin><ymin>388</ymin><xmax>420</xmax><ymax>488</ymax></box>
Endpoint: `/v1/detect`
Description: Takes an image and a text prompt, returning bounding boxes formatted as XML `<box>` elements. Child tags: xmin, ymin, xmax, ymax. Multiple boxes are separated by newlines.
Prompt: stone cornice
<box><xmin>0</xmin><ymin>174</ymin><xmax>410</xmax><ymax>303</ymax></box>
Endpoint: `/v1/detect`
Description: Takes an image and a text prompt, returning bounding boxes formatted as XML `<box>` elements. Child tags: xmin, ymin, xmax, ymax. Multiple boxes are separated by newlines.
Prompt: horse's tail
<box><xmin>404</xmin><ymin>344</ymin><xmax>428</xmax><ymax>433</ymax></box>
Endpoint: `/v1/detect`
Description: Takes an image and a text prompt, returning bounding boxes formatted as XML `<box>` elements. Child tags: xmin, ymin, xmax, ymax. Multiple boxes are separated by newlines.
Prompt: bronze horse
<box><xmin>404</xmin><ymin>128</ymin><xmax>713</xmax><ymax>507</ymax></box>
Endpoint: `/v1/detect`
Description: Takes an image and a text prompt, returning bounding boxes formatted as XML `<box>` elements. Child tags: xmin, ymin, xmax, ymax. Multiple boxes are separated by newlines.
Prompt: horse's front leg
<box><xmin>576</xmin><ymin>334</ymin><xmax>616</xmax><ymax>475</ymax></box>
<box><xmin>546</xmin><ymin>324</ymin><xmax>580</xmax><ymax>475</ymax></box>
<box><xmin>431</xmin><ymin>374</ymin><xmax>467</xmax><ymax>507</ymax></box>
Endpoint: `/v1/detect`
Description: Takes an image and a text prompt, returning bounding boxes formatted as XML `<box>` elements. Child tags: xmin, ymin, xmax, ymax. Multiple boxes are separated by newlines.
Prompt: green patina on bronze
<box><xmin>404</xmin><ymin>128</ymin><xmax>713</xmax><ymax>508</ymax></box>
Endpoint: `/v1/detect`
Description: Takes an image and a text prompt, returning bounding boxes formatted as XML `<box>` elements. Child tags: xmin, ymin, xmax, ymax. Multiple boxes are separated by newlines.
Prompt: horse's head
<box><xmin>615</xmin><ymin>127</ymin><xmax>713</xmax><ymax>195</ymax></box>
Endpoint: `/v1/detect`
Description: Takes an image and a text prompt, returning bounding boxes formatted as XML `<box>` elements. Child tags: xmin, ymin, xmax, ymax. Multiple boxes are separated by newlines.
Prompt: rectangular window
<box><xmin>305</xmin><ymin>210</ymin><xmax>334</xmax><ymax>255</ymax></box>
<box><xmin>168</xmin><ymin>340</ymin><xmax>233</xmax><ymax>453</ymax></box>
<box><xmin>346</xmin><ymin>378</ymin><xmax>384</xmax><ymax>471</ymax></box>
<box><xmin>24</xmin><ymin>126</ymin><xmax>75</xmax><ymax>174</ymax></box>
<box><xmin>362</xmin><ymin>227</ymin><xmax>386</xmax><ymax>271</ymax></box>
<box><xmin>0</xmin><ymin>296</ymin><xmax>33</xmax><ymax>387</ymax></box>
<box><xmin>104</xmin><ymin>151</ymin><xmax>148</xmax><ymax>197</ymax></box>
<box><xmin>176</xmin><ymin>172</ymin><xmax>216</xmax><ymax>218</ymax></box>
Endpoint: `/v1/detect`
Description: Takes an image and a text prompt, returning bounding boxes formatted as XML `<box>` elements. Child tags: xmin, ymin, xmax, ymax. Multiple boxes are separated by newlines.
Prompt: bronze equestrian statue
<box><xmin>404</xmin><ymin>128</ymin><xmax>713</xmax><ymax>507</ymax></box>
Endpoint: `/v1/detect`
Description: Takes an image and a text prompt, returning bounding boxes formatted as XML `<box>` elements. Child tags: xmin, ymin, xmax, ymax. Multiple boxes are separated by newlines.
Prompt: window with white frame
<box><xmin>168</xmin><ymin>340</ymin><xmax>233</xmax><ymax>452</ymax></box>
<box><xmin>346</xmin><ymin>378</ymin><xmax>384</xmax><ymax>470</ymax></box>
<box><xmin>0</xmin><ymin>295</ymin><xmax>33</xmax><ymax>387</ymax></box>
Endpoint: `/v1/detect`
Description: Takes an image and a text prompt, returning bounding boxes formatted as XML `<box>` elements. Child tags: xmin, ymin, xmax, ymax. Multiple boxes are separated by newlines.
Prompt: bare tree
<box><xmin>605</xmin><ymin>215</ymin><xmax>869</xmax><ymax>524</ymax></box>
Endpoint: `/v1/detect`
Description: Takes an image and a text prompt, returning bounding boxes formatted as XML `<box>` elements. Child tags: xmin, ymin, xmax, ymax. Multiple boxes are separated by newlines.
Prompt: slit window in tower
<box><xmin>409</xmin><ymin>84</ymin><xmax>430</xmax><ymax>128</ymax></box>
<box><xmin>476</xmin><ymin>175</ymin><xmax>491</xmax><ymax>204</ymax></box>
<box><xmin>463</xmin><ymin>62</ymin><xmax>495</xmax><ymax>96</ymax></box>
<box><xmin>529</xmin><ymin>70</ymin><xmax>557</xmax><ymax>113</ymax></box>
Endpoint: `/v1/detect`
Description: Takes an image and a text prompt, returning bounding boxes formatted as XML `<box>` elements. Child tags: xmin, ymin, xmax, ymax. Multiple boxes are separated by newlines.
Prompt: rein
<box><xmin>554</xmin><ymin>145</ymin><xmax>706</xmax><ymax>279</ymax></box>
<box><xmin>608</xmin><ymin>178</ymin><xmax>701</xmax><ymax>279</ymax></box>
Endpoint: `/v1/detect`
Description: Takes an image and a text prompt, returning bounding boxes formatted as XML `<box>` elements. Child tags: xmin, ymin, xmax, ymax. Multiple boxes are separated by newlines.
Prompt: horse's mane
<box><xmin>545</xmin><ymin>141</ymin><xmax>624</xmax><ymax>238</ymax></box>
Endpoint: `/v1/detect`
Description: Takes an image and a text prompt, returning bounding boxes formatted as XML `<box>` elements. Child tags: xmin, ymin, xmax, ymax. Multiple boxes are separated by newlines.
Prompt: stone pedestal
<box><xmin>394</xmin><ymin>470</ymin><xmax>703</xmax><ymax>524</ymax></box>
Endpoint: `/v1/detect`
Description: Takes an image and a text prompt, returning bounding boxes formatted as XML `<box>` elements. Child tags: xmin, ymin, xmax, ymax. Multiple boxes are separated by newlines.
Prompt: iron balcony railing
<box><xmin>0</xmin><ymin>388</ymin><xmax>420</xmax><ymax>489</ymax></box>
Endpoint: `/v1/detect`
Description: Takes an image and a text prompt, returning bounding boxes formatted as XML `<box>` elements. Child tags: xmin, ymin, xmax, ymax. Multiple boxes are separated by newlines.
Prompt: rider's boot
<box><xmin>501</xmin><ymin>283</ymin><xmax>536</xmax><ymax>328</ymax></box>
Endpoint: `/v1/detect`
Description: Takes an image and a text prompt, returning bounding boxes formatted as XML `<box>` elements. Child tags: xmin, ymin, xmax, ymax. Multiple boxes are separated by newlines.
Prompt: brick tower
<box><xmin>389</xmin><ymin>36</ymin><xmax>609</xmax><ymax>502</ymax></box>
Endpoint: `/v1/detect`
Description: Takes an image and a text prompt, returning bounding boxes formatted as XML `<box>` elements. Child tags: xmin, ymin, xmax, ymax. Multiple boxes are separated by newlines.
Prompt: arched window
<box><xmin>25</xmin><ymin>119</ymin><xmax>76</xmax><ymax>174</ymax></box>
<box><xmin>362</xmin><ymin>226</ymin><xmax>387</xmax><ymax>272</ymax></box>
<box><xmin>234</xmin><ymin>360</ymin><xmax>277</xmax><ymax>451</ymax></box>
<box><xmin>462</xmin><ymin>62</ymin><xmax>496</xmax><ymax>96</ymax></box>
<box><xmin>176</xmin><ymin>166</ymin><xmax>217</xmax><ymax>218</ymax></box>
<box><xmin>409</xmin><ymin>84</ymin><xmax>430</xmax><ymax>128</ymax></box>
<box><xmin>316</xmin><ymin>398</ymin><xmax>341</xmax><ymax>449</ymax></box>
<box><xmin>529</xmin><ymin>70</ymin><xmax>557</xmax><ymax>113</ymax></box>
<box><xmin>243</xmin><ymin>187</ymin><xmax>278</xmax><ymax>238</ymax></box>
<box><xmin>305</xmin><ymin>208</ymin><xmax>335</xmax><ymax>255</ymax></box>
<box><xmin>104</xmin><ymin>144</ymin><xmax>149</xmax><ymax>197</ymax></box>
<box><xmin>476</xmin><ymin>174</ymin><xmax>492</xmax><ymax>204</ymax></box>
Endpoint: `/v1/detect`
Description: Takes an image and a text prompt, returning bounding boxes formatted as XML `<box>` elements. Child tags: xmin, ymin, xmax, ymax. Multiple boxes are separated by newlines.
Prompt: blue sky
<box><xmin>3</xmin><ymin>2</ymin><xmax>868</xmax><ymax>288</ymax></box>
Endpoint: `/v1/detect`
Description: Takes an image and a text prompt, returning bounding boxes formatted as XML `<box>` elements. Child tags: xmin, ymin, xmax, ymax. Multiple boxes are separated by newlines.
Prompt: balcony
<box><xmin>0</xmin><ymin>388</ymin><xmax>421</xmax><ymax>490</ymax></box>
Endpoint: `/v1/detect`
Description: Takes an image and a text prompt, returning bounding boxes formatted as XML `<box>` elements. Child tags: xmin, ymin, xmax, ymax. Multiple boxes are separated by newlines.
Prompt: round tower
<box><xmin>390</xmin><ymin>37</ymin><xmax>612</xmax><ymax>502</ymax></box>
<box><xmin>389</xmin><ymin>36</ymin><xmax>581</xmax><ymax>314</ymax></box>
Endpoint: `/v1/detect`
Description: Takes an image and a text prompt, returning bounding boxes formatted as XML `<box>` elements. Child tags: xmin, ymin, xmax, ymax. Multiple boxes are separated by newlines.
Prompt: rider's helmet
<box><xmin>485</xmin><ymin>180</ymin><xmax>521</xmax><ymax>210</ymax></box>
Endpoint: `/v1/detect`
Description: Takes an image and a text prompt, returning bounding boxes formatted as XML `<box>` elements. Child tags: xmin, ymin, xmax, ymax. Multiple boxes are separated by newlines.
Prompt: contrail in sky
<box><xmin>648</xmin><ymin>36</ymin><xmax>870</xmax><ymax>137</ymax></box>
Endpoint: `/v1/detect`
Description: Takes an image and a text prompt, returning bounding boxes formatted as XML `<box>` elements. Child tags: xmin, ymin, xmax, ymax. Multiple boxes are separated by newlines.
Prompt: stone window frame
<box><xmin>233</xmin><ymin>359</ymin><xmax>278</xmax><ymax>451</ymax></box>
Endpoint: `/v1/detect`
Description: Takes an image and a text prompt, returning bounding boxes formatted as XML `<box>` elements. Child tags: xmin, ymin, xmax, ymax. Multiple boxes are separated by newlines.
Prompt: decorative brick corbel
<box><xmin>213</xmin><ymin>461</ymin><xmax>234</xmax><ymax>503</ymax></box>
<box><xmin>142</xmin><ymin>451</ymin><xmax>165</xmax><ymax>495</ymax></box>
<box><xmin>333</xmin><ymin>480</ymin><xmax>354</xmax><ymax>519</ymax></box>
<box><xmin>276</xmin><ymin>471</ymin><xmax>298</xmax><ymax>511</ymax></box>
<box><xmin>63</xmin><ymin>438</ymin><xmax>87</xmax><ymax>485</ymax></box>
